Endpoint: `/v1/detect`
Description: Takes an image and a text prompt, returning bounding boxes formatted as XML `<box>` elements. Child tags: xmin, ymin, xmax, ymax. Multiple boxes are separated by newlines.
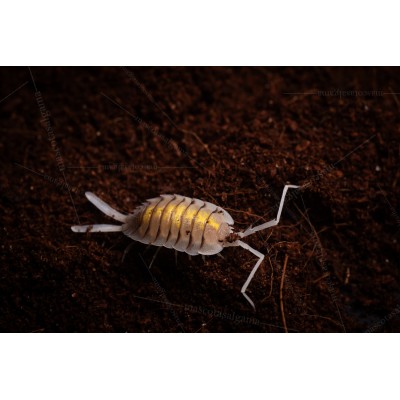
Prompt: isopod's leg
<box><xmin>237</xmin><ymin>240</ymin><xmax>265</xmax><ymax>310</ymax></box>
<box><xmin>122</xmin><ymin>241</ymin><xmax>135</xmax><ymax>262</ymax></box>
<box><xmin>148</xmin><ymin>246</ymin><xmax>162</xmax><ymax>269</ymax></box>
<box><xmin>143</xmin><ymin>244</ymin><xmax>152</xmax><ymax>255</ymax></box>
<box><xmin>241</xmin><ymin>185</ymin><xmax>300</xmax><ymax>238</ymax></box>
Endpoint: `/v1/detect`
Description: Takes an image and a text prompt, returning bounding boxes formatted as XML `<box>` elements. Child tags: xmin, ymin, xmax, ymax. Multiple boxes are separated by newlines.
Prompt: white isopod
<box><xmin>71</xmin><ymin>185</ymin><xmax>300</xmax><ymax>309</ymax></box>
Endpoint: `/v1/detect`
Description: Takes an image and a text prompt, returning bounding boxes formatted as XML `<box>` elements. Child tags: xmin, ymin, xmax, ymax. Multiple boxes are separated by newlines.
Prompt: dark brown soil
<box><xmin>1</xmin><ymin>67</ymin><xmax>399</xmax><ymax>332</ymax></box>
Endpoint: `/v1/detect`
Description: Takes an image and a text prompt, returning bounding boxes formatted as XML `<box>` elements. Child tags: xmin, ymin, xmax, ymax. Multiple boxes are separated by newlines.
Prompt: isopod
<box><xmin>71</xmin><ymin>185</ymin><xmax>300</xmax><ymax>309</ymax></box>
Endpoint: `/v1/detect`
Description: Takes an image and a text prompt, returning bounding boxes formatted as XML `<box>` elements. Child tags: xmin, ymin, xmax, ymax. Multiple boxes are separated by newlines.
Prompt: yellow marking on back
<box><xmin>161</xmin><ymin>200</ymin><xmax>177</xmax><ymax>223</ymax></box>
<box><xmin>182</xmin><ymin>207</ymin><xmax>198</xmax><ymax>226</ymax></box>
<box><xmin>171</xmin><ymin>201</ymin><xmax>192</xmax><ymax>228</ymax></box>
<box><xmin>194</xmin><ymin>208</ymin><xmax>211</xmax><ymax>227</ymax></box>
<box><xmin>153</xmin><ymin>202</ymin><xmax>167</xmax><ymax>220</ymax></box>
<box><xmin>206</xmin><ymin>212</ymin><xmax>223</xmax><ymax>231</ymax></box>
<box><xmin>141</xmin><ymin>203</ymin><xmax>158</xmax><ymax>229</ymax></box>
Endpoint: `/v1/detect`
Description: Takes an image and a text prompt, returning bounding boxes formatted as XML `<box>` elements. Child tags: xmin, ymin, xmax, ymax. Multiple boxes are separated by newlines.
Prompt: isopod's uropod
<box><xmin>71</xmin><ymin>185</ymin><xmax>300</xmax><ymax>309</ymax></box>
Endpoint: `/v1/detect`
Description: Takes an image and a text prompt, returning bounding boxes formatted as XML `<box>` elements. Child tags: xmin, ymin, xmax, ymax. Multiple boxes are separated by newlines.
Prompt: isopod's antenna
<box><xmin>233</xmin><ymin>184</ymin><xmax>300</xmax><ymax>309</ymax></box>
<box><xmin>237</xmin><ymin>240</ymin><xmax>264</xmax><ymax>310</ymax></box>
<box><xmin>239</xmin><ymin>185</ymin><xmax>300</xmax><ymax>238</ymax></box>
<box><xmin>71</xmin><ymin>192</ymin><xmax>127</xmax><ymax>233</ymax></box>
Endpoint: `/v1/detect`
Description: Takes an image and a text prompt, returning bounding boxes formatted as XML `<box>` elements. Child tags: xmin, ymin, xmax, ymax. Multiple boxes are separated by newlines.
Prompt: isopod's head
<box><xmin>217</xmin><ymin>222</ymin><xmax>234</xmax><ymax>243</ymax></box>
<box><xmin>199</xmin><ymin>208</ymin><xmax>235</xmax><ymax>255</ymax></box>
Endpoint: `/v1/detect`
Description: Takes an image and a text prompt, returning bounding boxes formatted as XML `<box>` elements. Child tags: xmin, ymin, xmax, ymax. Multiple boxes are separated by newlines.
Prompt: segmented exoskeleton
<box><xmin>71</xmin><ymin>185</ymin><xmax>299</xmax><ymax>309</ymax></box>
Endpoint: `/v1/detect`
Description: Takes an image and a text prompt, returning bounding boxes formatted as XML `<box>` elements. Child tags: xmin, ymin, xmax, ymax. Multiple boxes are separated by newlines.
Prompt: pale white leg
<box><xmin>143</xmin><ymin>244</ymin><xmax>152</xmax><ymax>255</ymax></box>
<box><xmin>149</xmin><ymin>246</ymin><xmax>161</xmax><ymax>269</ymax></box>
<box><xmin>241</xmin><ymin>185</ymin><xmax>299</xmax><ymax>238</ymax></box>
<box><xmin>122</xmin><ymin>241</ymin><xmax>135</xmax><ymax>262</ymax></box>
<box><xmin>71</xmin><ymin>224</ymin><xmax>122</xmax><ymax>233</ymax></box>
<box><xmin>237</xmin><ymin>240</ymin><xmax>265</xmax><ymax>310</ymax></box>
